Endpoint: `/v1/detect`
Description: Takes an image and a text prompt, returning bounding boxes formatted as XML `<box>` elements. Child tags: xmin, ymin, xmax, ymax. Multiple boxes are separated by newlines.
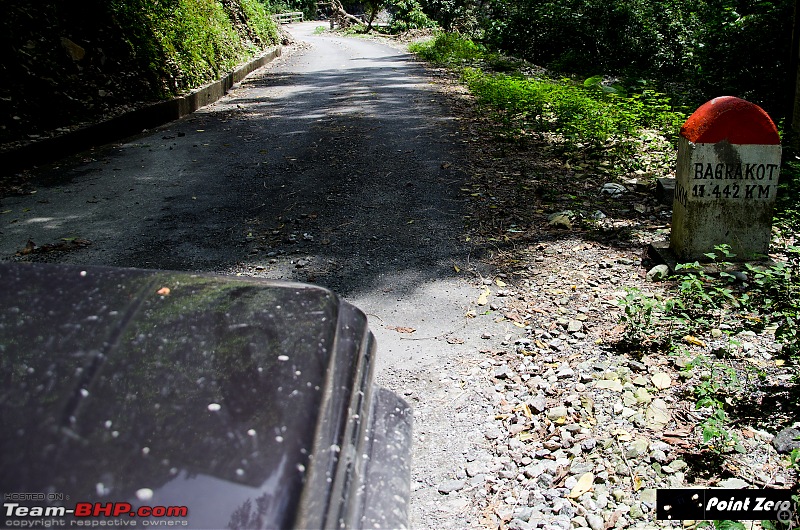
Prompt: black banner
<box><xmin>657</xmin><ymin>489</ymin><xmax>796</xmax><ymax>522</ymax></box>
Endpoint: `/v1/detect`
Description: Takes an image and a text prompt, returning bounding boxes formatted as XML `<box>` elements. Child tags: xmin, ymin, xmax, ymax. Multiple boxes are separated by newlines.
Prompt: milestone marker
<box><xmin>669</xmin><ymin>96</ymin><xmax>781</xmax><ymax>261</ymax></box>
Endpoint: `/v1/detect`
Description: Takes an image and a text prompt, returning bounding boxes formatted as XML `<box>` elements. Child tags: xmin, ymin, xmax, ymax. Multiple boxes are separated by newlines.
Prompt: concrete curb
<box><xmin>1</xmin><ymin>46</ymin><xmax>282</xmax><ymax>175</ymax></box>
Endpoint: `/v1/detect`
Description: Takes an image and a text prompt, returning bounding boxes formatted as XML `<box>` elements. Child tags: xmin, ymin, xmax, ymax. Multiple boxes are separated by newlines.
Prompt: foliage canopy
<box><xmin>416</xmin><ymin>0</ymin><xmax>794</xmax><ymax>122</ymax></box>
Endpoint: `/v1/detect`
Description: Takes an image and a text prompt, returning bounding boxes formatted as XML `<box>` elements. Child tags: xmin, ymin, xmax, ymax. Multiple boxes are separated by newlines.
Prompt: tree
<box><xmin>418</xmin><ymin>0</ymin><xmax>487</xmax><ymax>34</ymax></box>
<box><xmin>363</xmin><ymin>0</ymin><xmax>384</xmax><ymax>31</ymax></box>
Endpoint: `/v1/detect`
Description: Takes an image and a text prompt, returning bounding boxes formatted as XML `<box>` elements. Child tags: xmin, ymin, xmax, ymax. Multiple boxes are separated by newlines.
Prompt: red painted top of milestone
<box><xmin>680</xmin><ymin>96</ymin><xmax>780</xmax><ymax>145</ymax></box>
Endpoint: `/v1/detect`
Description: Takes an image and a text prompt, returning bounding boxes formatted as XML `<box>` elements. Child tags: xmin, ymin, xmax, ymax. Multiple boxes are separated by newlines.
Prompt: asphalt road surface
<box><xmin>1</xmin><ymin>22</ymin><xmax>502</xmax><ymax>528</ymax></box>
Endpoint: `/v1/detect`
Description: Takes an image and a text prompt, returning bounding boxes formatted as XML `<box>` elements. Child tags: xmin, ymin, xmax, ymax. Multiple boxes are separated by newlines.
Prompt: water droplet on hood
<box><xmin>136</xmin><ymin>488</ymin><xmax>153</xmax><ymax>501</ymax></box>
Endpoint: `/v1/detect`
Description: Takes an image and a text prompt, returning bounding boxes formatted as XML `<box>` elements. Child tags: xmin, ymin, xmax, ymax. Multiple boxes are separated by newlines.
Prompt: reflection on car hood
<box><xmin>0</xmin><ymin>263</ymin><xmax>376</xmax><ymax>529</ymax></box>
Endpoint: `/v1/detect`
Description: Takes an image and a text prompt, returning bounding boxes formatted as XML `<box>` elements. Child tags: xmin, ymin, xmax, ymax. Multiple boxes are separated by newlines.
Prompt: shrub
<box><xmin>110</xmin><ymin>0</ymin><xmax>278</xmax><ymax>96</ymax></box>
<box><xmin>388</xmin><ymin>0</ymin><xmax>437</xmax><ymax>31</ymax></box>
<box><xmin>409</xmin><ymin>32</ymin><xmax>485</xmax><ymax>64</ymax></box>
<box><xmin>480</xmin><ymin>0</ymin><xmax>793</xmax><ymax>121</ymax></box>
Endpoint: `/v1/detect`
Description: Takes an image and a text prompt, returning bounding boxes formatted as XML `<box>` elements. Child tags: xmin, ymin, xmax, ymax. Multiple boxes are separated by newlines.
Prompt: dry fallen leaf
<box><xmin>683</xmin><ymin>335</ymin><xmax>707</xmax><ymax>347</ymax></box>
<box><xmin>595</xmin><ymin>379</ymin><xmax>624</xmax><ymax>392</ymax></box>
<box><xmin>568</xmin><ymin>472</ymin><xmax>594</xmax><ymax>498</ymax></box>
<box><xmin>646</xmin><ymin>398</ymin><xmax>671</xmax><ymax>430</ymax></box>
<box><xmin>612</xmin><ymin>429</ymin><xmax>633</xmax><ymax>441</ymax></box>
<box><xmin>514</xmin><ymin>403</ymin><xmax>533</xmax><ymax>421</ymax></box>
<box><xmin>494</xmin><ymin>278</ymin><xmax>507</xmax><ymax>287</ymax></box>
<box><xmin>388</xmin><ymin>326</ymin><xmax>416</xmax><ymax>334</ymax></box>
<box><xmin>663</xmin><ymin>425</ymin><xmax>693</xmax><ymax>438</ymax></box>
<box><xmin>552</xmin><ymin>465</ymin><xmax>571</xmax><ymax>487</ymax></box>
<box><xmin>603</xmin><ymin>511</ymin><xmax>623</xmax><ymax>530</ymax></box>
<box><xmin>661</xmin><ymin>436</ymin><xmax>692</xmax><ymax>447</ymax></box>
<box><xmin>20</xmin><ymin>240</ymin><xmax>36</xmax><ymax>255</ymax></box>
<box><xmin>476</xmin><ymin>287</ymin><xmax>490</xmax><ymax>306</ymax></box>
<box><xmin>651</xmin><ymin>372</ymin><xmax>672</xmax><ymax>390</ymax></box>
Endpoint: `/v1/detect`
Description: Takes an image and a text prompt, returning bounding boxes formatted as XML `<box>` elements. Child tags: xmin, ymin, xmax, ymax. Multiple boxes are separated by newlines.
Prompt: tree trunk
<box><xmin>788</xmin><ymin>0</ymin><xmax>800</xmax><ymax>149</ymax></box>
<box><xmin>329</xmin><ymin>0</ymin><xmax>363</xmax><ymax>29</ymax></box>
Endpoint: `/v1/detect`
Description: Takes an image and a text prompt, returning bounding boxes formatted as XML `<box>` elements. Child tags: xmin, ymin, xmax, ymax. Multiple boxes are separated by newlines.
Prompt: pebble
<box><xmin>629</xmin><ymin>502</ymin><xmax>644</xmax><ymax>519</ymax></box>
<box><xmin>485</xmin><ymin>425</ymin><xmax>503</xmax><ymax>440</ymax></box>
<box><xmin>556</xmin><ymin>366</ymin><xmax>575</xmax><ymax>378</ymax></box>
<box><xmin>773</xmin><ymin>427</ymin><xmax>800</xmax><ymax>453</ymax></box>
<box><xmin>466</xmin><ymin>461</ymin><xmax>491</xmax><ymax>477</ymax></box>
<box><xmin>437</xmin><ymin>479</ymin><xmax>466</xmax><ymax>494</ymax></box>
<box><xmin>547</xmin><ymin>406</ymin><xmax>569</xmax><ymax>421</ymax></box>
<box><xmin>625</xmin><ymin>439</ymin><xmax>649</xmax><ymax>459</ymax></box>
<box><xmin>718</xmin><ymin>478</ymin><xmax>749</xmax><ymax>489</ymax></box>
<box><xmin>415</xmin><ymin>236</ymin><xmax>798</xmax><ymax>530</ymax></box>
<box><xmin>646</xmin><ymin>264</ymin><xmax>669</xmax><ymax>281</ymax></box>
<box><xmin>586</xmin><ymin>514</ymin><xmax>605</xmax><ymax>530</ymax></box>
<box><xmin>530</xmin><ymin>396</ymin><xmax>547</xmax><ymax>413</ymax></box>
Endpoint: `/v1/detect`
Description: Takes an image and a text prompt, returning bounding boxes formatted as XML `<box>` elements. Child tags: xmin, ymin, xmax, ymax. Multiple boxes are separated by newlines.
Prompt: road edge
<box><xmin>0</xmin><ymin>46</ymin><xmax>283</xmax><ymax>175</ymax></box>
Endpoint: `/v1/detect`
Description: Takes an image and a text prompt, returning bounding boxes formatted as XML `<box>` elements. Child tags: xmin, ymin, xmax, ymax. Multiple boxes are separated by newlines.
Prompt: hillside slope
<box><xmin>0</xmin><ymin>0</ymin><xmax>280</xmax><ymax>150</ymax></box>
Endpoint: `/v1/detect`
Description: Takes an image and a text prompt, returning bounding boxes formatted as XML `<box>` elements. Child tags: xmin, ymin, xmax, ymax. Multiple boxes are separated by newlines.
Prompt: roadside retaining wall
<box><xmin>0</xmin><ymin>47</ymin><xmax>282</xmax><ymax>175</ymax></box>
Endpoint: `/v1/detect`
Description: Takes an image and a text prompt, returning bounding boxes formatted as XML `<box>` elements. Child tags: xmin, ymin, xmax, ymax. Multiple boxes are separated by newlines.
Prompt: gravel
<box><xmin>401</xmin><ymin>234</ymin><xmax>798</xmax><ymax>528</ymax></box>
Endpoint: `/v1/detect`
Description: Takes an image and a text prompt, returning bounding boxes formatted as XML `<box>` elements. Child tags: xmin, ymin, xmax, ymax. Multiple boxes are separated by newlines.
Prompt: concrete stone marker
<box><xmin>669</xmin><ymin>96</ymin><xmax>781</xmax><ymax>261</ymax></box>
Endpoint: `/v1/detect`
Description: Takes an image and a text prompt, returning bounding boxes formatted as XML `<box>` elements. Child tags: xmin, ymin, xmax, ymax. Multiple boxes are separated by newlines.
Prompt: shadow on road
<box><xmin>2</xmin><ymin>39</ymin><xmax>474</xmax><ymax>299</ymax></box>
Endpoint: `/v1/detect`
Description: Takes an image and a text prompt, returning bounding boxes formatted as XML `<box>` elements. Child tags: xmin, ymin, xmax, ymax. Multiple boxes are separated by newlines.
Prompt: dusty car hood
<box><xmin>0</xmin><ymin>262</ymin><xmax>397</xmax><ymax>529</ymax></box>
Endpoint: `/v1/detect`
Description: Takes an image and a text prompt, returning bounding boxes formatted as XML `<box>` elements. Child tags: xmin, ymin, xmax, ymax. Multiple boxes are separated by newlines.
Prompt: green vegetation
<box><xmin>613</xmin><ymin>245</ymin><xmax>799</xmax><ymax>461</ymax></box>
<box><xmin>352</xmin><ymin>0</ymin><xmax>795</xmax><ymax>125</ymax></box>
<box><xmin>462</xmin><ymin>69</ymin><xmax>684</xmax><ymax>151</ymax></box>
<box><xmin>1</xmin><ymin>0</ymin><xmax>280</xmax><ymax>140</ymax></box>
<box><xmin>699</xmin><ymin>522</ymin><xmax>747</xmax><ymax>530</ymax></box>
<box><xmin>682</xmin><ymin>352</ymin><xmax>745</xmax><ymax>453</ymax></box>
<box><xmin>429</xmin><ymin>0</ymin><xmax>793</xmax><ymax>121</ymax></box>
<box><xmin>411</xmin><ymin>33</ymin><xmax>686</xmax><ymax>164</ymax></box>
<box><xmin>617</xmin><ymin>245</ymin><xmax>800</xmax><ymax>358</ymax></box>
<box><xmin>110</xmin><ymin>0</ymin><xmax>278</xmax><ymax>96</ymax></box>
<box><xmin>386</xmin><ymin>0</ymin><xmax>437</xmax><ymax>32</ymax></box>
<box><xmin>263</xmin><ymin>0</ymin><xmax>317</xmax><ymax>19</ymax></box>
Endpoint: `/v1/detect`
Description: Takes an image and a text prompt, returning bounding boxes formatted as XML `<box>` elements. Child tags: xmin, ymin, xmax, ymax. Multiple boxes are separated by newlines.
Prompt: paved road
<box><xmin>1</xmin><ymin>22</ymin><xmax>487</xmax><ymax>370</ymax></box>
<box><xmin>1</xmin><ymin>23</ymin><xmax>501</xmax><ymax>527</ymax></box>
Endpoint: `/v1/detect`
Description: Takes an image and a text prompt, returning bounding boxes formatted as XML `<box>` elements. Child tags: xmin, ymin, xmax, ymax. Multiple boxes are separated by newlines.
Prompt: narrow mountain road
<box><xmin>1</xmin><ymin>22</ymin><xmax>508</xmax><ymax>528</ymax></box>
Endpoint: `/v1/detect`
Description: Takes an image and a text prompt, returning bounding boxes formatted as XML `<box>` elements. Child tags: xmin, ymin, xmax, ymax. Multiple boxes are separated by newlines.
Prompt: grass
<box><xmin>110</xmin><ymin>0</ymin><xmax>279</xmax><ymax>97</ymax></box>
<box><xmin>410</xmin><ymin>33</ymin><xmax>686</xmax><ymax>164</ymax></box>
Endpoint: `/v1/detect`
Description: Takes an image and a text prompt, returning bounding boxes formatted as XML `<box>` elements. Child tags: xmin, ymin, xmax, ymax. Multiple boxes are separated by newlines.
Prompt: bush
<box><xmin>110</xmin><ymin>0</ymin><xmax>279</xmax><ymax>96</ymax></box>
<box><xmin>417</xmin><ymin>0</ymin><xmax>486</xmax><ymax>34</ymax></box>
<box><xmin>388</xmin><ymin>0</ymin><xmax>437</xmax><ymax>31</ymax></box>
<box><xmin>480</xmin><ymin>0</ymin><xmax>793</xmax><ymax>121</ymax></box>
<box><xmin>262</xmin><ymin>0</ymin><xmax>317</xmax><ymax>20</ymax></box>
<box><xmin>409</xmin><ymin>32</ymin><xmax>485</xmax><ymax>64</ymax></box>
<box><xmin>461</xmin><ymin>68</ymin><xmax>621</xmax><ymax>147</ymax></box>
<box><xmin>460</xmin><ymin>67</ymin><xmax>684</xmax><ymax>151</ymax></box>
